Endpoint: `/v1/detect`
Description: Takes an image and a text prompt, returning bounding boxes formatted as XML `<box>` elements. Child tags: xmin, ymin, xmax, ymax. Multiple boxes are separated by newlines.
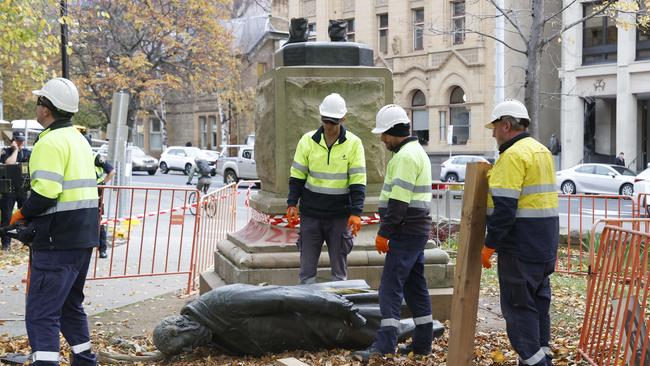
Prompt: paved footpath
<box><xmin>0</xmin><ymin>261</ymin><xmax>187</xmax><ymax>337</ymax></box>
<box><xmin>0</xmin><ymin>188</ymin><xmax>252</xmax><ymax>337</ymax></box>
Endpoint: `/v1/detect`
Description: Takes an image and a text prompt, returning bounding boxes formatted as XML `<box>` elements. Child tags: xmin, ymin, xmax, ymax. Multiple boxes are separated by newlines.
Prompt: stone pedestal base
<box><xmin>199</xmin><ymin>218</ymin><xmax>455</xmax><ymax>319</ymax></box>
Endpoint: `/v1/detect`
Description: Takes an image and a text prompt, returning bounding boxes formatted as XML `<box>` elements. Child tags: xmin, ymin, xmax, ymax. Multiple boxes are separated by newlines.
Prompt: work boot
<box><xmin>1</xmin><ymin>244</ymin><xmax>10</xmax><ymax>251</ymax></box>
<box><xmin>351</xmin><ymin>347</ymin><xmax>384</xmax><ymax>363</ymax></box>
<box><xmin>397</xmin><ymin>343</ymin><xmax>431</xmax><ymax>356</ymax></box>
<box><xmin>99</xmin><ymin>251</ymin><xmax>108</xmax><ymax>258</ymax></box>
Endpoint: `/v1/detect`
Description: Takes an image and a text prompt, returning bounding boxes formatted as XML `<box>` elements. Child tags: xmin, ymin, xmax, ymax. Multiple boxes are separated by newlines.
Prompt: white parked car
<box><xmin>159</xmin><ymin>146</ymin><xmax>203</xmax><ymax>175</ymax></box>
<box><xmin>216</xmin><ymin>146</ymin><xmax>258</xmax><ymax>184</ymax></box>
<box><xmin>201</xmin><ymin>149</ymin><xmax>220</xmax><ymax>176</ymax></box>
<box><xmin>633</xmin><ymin>168</ymin><xmax>650</xmax><ymax>211</ymax></box>
<box><xmin>440</xmin><ymin>155</ymin><xmax>490</xmax><ymax>182</ymax></box>
<box><xmin>94</xmin><ymin>144</ymin><xmax>158</xmax><ymax>175</ymax></box>
<box><xmin>556</xmin><ymin>163</ymin><xmax>636</xmax><ymax>196</ymax></box>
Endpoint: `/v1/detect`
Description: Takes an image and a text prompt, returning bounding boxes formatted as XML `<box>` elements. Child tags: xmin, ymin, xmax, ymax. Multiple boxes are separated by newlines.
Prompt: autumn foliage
<box><xmin>70</xmin><ymin>0</ymin><xmax>243</xmax><ymax>127</ymax></box>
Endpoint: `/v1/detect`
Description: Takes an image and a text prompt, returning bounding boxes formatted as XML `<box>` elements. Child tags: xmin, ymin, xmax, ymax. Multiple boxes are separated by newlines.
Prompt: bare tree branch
<box><xmin>543</xmin><ymin>0</ymin><xmax>578</xmax><ymax>24</ymax></box>
<box><xmin>541</xmin><ymin>0</ymin><xmax>616</xmax><ymax>47</ymax></box>
<box><xmin>464</xmin><ymin>29</ymin><xmax>527</xmax><ymax>54</ymax></box>
<box><xmin>487</xmin><ymin>0</ymin><xmax>529</xmax><ymax>46</ymax></box>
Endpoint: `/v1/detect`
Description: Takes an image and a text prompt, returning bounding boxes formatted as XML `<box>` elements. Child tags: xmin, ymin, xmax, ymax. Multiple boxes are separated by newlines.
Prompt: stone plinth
<box><xmin>275</xmin><ymin>42</ymin><xmax>374</xmax><ymax>67</ymax></box>
<box><xmin>251</xmin><ymin>66</ymin><xmax>393</xmax><ymax>215</ymax></box>
<box><xmin>200</xmin><ymin>218</ymin><xmax>455</xmax><ymax>318</ymax></box>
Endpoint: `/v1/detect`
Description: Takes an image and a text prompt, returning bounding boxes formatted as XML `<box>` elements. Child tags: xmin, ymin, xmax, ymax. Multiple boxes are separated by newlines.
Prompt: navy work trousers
<box><xmin>297</xmin><ymin>215</ymin><xmax>353</xmax><ymax>284</ymax></box>
<box><xmin>498</xmin><ymin>252</ymin><xmax>555</xmax><ymax>366</ymax></box>
<box><xmin>371</xmin><ymin>233</ymin><xmax>433</xmax><ymax>354</ymax></box>
<box><xmin>26</xmin><ymin>248</ymin><xmax>96</xmax><ymax>366</ymax></box>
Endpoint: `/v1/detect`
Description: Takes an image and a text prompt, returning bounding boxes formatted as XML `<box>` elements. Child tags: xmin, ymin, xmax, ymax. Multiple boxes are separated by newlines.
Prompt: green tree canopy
<box><xmin>0</xmin><ymin>0</ymin><xmax>60</xmax><ymax>121</ymax></box>
<box><xmin>70</xmin><ymin>0</ymin><xmax>243</xmax><ymax>140</ymax></box>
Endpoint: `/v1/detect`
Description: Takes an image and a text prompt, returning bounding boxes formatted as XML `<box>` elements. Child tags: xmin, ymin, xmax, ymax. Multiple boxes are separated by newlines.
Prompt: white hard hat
<box><xmin>319</xmin><ymin>93</ymin><xmax>347</xmax><ymax>119</ymax></box>
<box><xmin>485</xmin><ymin>99</ymin><xmax>529</xmax><ymax>129</ymax></box>
<box><xmin>32</xmin><ymin>77</ymin><xmax>80</xmax><ymax>113</ymax></box>
<box><xmin>372</xmin><ymin>104</ymin><xmax>411</xmax><ymax>134</ymax></box>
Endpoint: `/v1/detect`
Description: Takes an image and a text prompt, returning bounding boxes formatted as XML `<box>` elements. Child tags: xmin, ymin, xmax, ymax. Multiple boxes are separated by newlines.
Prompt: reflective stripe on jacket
<box><xmin>288</xmin><ymin>125</ymin><xmax>366</xmax><ymax>218</ymax></box>
<box><xmin>486</xmin><ymin>133</ymin><xmax>559</xmax><ymax>263</ymax></box>
<box><xmin>378</xmin><ymin>137</ymin><xmax>432</xmax><ymax>238</ymax></box>
<box><xmin>22</xmin><ymin>121</ymin><xmax>99</xmax><ymax>250</ymax></box>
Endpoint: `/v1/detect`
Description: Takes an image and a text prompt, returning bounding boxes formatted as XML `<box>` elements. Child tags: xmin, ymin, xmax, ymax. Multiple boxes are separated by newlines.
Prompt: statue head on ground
<box><xmin>153</xmin><ymin>315</ymin><xmax>213</xmax><ymax>355</ymax></box>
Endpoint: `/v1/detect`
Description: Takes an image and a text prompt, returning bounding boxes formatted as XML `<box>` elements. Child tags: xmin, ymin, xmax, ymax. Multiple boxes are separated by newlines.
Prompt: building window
<box><xmin>411</xmin><ymin>90</ymin><xmax>429</xmax><ymax>145</ymax></box>
<box><xmin>134</xmin><ymin>120</ymin><xmax>145</xmax><ymax>148</ymax></box>
<box><xmin>413</xmin><ymin>8</ymin><xmax>424</xmax><ymax>51</ymax></box>
<box><xmin>308</xmin><ymin>22</ymin><xmax>316</xmax><ymax>41</ymax></box>
<box><xmin>451</xmin><ymin>0</ymin><xmax>465</xmax><ymax>45</ymax></box>
<box><xmin>210</xmin><ymin>115</ymin><xmax>218</xmax><ymax>149</ymax></box>
<box><xmin>378</xmin><ymin>14</ymin><xmax>388</xmax><ymax>53</ymax></box>
<box><xmin>346</xmin><ymin>18</ymin><xmax>355</xmax><ymax>42</ymax></box>
<box><xmin>449</xmin><ymin>86</ymin><xmax>469</xmax><ymax>145</ymax></box>
<box><xmin>439</xmin><ymin>110</ymin><xmax>447</xmax><ymax>142</ymax></box>
<box><xmin>150</xmin><ymin>118</ymin><xmax>162</xmax><ymax>150</ymax></box>
<box><xmin>199</xmin><ymin>116</ymin><xmax>207</xmax><ymax>149</ymax></box>
<box><xmin>582</xmin><ymin>2</ymin><xmax>617</xmax><ymax>65</ymax></box>
<box><xmin>637</xmin><ymin>2</ymin><xmax>650</xmax><ymax>60</ymax></box>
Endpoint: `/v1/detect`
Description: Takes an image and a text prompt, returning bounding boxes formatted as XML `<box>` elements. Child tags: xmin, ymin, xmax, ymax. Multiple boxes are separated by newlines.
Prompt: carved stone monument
<box><xmin>200</xmin><ymin>38</ymin><xmax>454</xmax><ymax>319</ymax></box>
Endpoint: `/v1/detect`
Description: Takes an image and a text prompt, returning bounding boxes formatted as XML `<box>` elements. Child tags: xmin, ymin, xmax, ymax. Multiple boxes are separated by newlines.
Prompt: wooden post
<box><xmin>447</xmin><ymin>162</ymin><xmax>490</xmax><ymax>365</ymax></box>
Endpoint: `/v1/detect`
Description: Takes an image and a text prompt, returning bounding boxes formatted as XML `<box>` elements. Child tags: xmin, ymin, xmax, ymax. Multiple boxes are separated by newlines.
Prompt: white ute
<box><xmin>217</xmin><ymin>145</ymin><xmax>258</xmax><ymax>184</ymax></box>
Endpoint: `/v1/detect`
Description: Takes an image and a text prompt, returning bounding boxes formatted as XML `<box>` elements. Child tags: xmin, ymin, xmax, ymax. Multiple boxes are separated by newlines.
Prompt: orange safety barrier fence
<box><xmin>579</xmin><ymin>218</ymin><xmax>650</xmax><ymax>365</ymax></box>
<box><xmin>190</xmin><ymin>182</ymin><xmax>239</xmax><ymax>287</ymax></box>
<box><xmin>79</xmin><ymin>184</ymin><xmax>240</xmax><ymax>293</ymax></box>
<box><xmin>427</xmin><ymin>184</ymin><xmax>636</xmax><ymax>275</ymax></box>
<box><xmin>559</xmin><ymin>194</ymin><xmax>636</xmax><ymax>275</ymax></box>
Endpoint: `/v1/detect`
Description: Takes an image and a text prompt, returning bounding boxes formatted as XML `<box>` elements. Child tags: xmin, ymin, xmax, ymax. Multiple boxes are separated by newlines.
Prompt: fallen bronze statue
<box><xmin>153</xmin><ymin>280</ymin><xmax>444</xmax><ymax>356</ymax></box>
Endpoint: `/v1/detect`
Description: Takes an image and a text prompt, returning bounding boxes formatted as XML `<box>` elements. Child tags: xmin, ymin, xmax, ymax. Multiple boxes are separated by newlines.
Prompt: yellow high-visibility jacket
<box><xmin>288</xmin><ymin>125</ymin><xmax>366</xmax><ymax>218</ymax></box>
<box><xmin>486</xmin><ymin>133</ymin><xmax>559</xmax><ymax>263</ymax></box>
<box><xmin>378</xmin><ymin>137</ymin><xmax>432</xmax><ymax>238</ymax></box>
<box><xmin>21</xmin><ymin>119</ymin><xmax>99</xmax><ymax>250</ymax></box>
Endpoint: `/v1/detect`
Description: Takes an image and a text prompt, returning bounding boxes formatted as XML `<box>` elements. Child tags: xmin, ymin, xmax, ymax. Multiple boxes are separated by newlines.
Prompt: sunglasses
<box><xmin>36</xmin><ymin>96</ymin><xmax>52</xmax><ymax>108</ymax></box>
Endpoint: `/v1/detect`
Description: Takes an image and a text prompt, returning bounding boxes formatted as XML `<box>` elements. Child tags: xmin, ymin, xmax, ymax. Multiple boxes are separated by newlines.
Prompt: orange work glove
<box><xmin>10</xmin><ymin>209</ymin><xmax>25</xmax><ymax>225</ymax></box>
<box><xmin>286</xmin><ymin>206</ymin><xmax>299</xmax><ymax>228</ymax></box>
<box><xmin>481</xmin><ymin>246</ymin><xmax>496</xmax><ymax>269</ymax></box>
<box><xmin>375</xmin><ymin>235</ymin><xmax>389</xmax><ymax>254</ymax></box>
<box><xmin>348</xmin><ymin>215</ymin><xmax>361</xmax><ymax>236</ymax></box>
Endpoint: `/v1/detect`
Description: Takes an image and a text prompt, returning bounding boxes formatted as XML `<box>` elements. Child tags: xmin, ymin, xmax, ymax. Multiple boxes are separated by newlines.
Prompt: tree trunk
<box><xmin>153</xmin><ymin>99</ymin><xmax>168</xmax><ymax>150</ymax></box>
<box><xmin>126</xmin><ymin>97</ymin><xmax>139</xmax><ymax>143</ymax></box>
<box><xmin>524</xmin><ymin>0</ymin><xmax>544</xmax><ymax>140</ymax></box>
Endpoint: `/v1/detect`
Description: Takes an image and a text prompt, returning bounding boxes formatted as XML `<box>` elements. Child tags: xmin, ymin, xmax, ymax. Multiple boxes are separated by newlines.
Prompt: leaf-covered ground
<box><xmin>0</xmin><ymin>256</ymin><xmax>591</xmax><ymax>365</ymax></box>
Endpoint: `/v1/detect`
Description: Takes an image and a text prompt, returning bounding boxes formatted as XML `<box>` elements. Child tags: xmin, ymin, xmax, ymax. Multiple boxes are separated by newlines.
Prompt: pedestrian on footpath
<box><xmin>11</xmin><ymin>77</ymin><xmax>100</xmax><ymax>365</ymax></box>
<box><xmin>0</xmin><ymin>130</ymin><xmax>31</xmax><ymax>250</ymax></box>
<box><xmin>353</xmin><ymin>104</ymin><xmax>434</xmax><ymax>362</ymax></box>
<box><xmin>483</xmin><ymin>100</ymin><xmax>559</xmax><ymax>366</ymax></box>
<box><xmin>287</xmin><ymin>93</ymin><xmax>366</xmax><ymax>284</ymax></box>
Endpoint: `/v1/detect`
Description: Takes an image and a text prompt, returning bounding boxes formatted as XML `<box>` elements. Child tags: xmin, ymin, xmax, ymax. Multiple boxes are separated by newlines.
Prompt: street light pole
<box><xmin>60</xmin><ymin>0</ymin><xmax>69</xmax><ymax>78</ymax></box>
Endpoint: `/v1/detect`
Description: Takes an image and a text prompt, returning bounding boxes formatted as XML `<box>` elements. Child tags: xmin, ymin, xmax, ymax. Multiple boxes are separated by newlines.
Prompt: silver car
<box><xmin>440</xmin><ymin>155</ymin><xmax>490</xmax><ymax>182</ymax></box>
<box><xmin>130</xmin><ymin>146</ymin><xmax>159</xmax><ymax>175</ymax></box>
<box><xmin>556</xmin><ymin>163</ymin><xmax>635</xmax><ymax>196</ymax></box>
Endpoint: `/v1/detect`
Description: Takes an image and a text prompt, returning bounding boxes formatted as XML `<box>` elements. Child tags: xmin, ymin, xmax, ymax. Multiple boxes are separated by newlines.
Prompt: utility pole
<box><xmin>60</xmin><ymin>0</ymin><xmax>69</xmax><ymax>78</ymax></box>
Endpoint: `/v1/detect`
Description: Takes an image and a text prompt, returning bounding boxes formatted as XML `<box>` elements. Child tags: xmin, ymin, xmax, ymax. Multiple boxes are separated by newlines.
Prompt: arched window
<box><xmin>411</xmin><ymin>90</ymin><xmax>429</xmax><ymax>145</ymax></box>
<box><xmin>449</xmin><ymin>86</ymin><xmax>469</xmax><ymax>145</ymax></box>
